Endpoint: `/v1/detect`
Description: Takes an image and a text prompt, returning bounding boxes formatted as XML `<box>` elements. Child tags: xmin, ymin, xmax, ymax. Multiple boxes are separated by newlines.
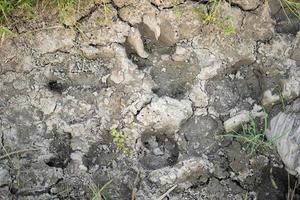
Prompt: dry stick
<box><xmin>131</xmin><ymin>171</ymin><xmax>140</xmax><ymax>200</ymax></box>
<box><xmin>0</xmin><ymin>149</ymin><xmax>39</xmax><ymax>160</ymax></box>
<box><xmin>279</xmin><ymin>0</ymin><xmax>292</xmax><ymax>24</ymax></box>
<box><xmin>156</xmin><ymin>185</ymin><xmax>177</xmax><ymax>200</ymax></box>
<box><xmin>291</xmin><ymin>179</ymin><xmax>299</xmax><ymax>200</ymax></box>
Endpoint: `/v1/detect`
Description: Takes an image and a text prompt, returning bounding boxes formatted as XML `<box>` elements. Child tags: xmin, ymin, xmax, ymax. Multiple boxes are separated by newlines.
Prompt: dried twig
<box><xmin>157</xmin><ymin>184</ymin><xmax>177</xmax><ymax>200</ymax></box>
<box><xmin>0</xmin><ymin>148</ymin><xmax>39</xmax><ymax>160</ymax></box>
<box><xmin>131</xmin><ymin>171</ymin><xmax>140</xmax><ymax>200</ymax></box>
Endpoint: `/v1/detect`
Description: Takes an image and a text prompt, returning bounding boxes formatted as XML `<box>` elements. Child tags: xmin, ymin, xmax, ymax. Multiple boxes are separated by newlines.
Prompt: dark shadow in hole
<box><xmin>47</xmin><ymin>80</ymin><xmax>66</xmax><ymax>94</ymax></box>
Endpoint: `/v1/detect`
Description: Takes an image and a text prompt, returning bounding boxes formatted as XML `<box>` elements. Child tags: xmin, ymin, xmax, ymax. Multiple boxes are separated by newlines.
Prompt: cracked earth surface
<box><xmin>0</xmin><ymin>0</ymin><xmax>300</xmax><ymax>199</ymax></box>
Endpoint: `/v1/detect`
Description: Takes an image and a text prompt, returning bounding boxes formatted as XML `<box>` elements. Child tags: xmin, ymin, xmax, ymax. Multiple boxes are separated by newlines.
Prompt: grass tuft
<box><xmin>90</xmin><ymin>180</ymin><xmax>112</xmax><ymax>200</ymax></box>
<box><xmin>278</xmin><ymin>0</ymin><xmax>300</xmax><ymax>23</ymax></box>
<box><xmin>0</xmin><ymin>0</ymin><xmax>79</xmax><ymax>24</ymax></box>
<box><xmin>55</xmin><ymin>0</ymin><xmax>78</xmax><ymax>24</ymax></box>
<box><xmin>96</xmin><ymin>1</ymin><xmax>112</xmax><ymax>26</ymax></box>
<box><xmin>193</xmin><ymin>0</ymin><xmax>236</xmax><ymax>36</ymax></box>
<box><xmin>223</xmin><ymin>111</ymin><xmax>284</xmax><ymax>154</ymax></box>
<box><xmin>0</xmin><ymin>0</ymin><xmax>35</xmax><ymax>21</ymax></box>
<box><xmin>0</xmin><ymin>26</ymin><xmax>14</xmax><ymax>43</ymax></box>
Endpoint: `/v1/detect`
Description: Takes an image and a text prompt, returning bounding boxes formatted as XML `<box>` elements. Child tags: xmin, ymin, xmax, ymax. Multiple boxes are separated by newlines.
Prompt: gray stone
<box><xmin>127</xmin><ymin>27</ymin><xmax>149</xmax><ymax>58</ymax></box>
<box><xmin>137</xmin><ymin>97</ymin><xmax>193</xmax><ymax>134</ymax></box>
<box><xmin>224</xmin><ymin>105</ymin><xmax>265</xmax><ymax>133</ymax></box>
<box><xmin>189</xmin><ymin>83</ymin><xmax>209</xmax><ymax>108</ymax></box>
<box><xmin>0</xmin><ymin>40</ymin><xmax>32</xmax><ymax>73</ymax></box>
<box><xmin>142</xmin><ymin>13</ymin><xmax>161</xmax><ymax>40</ymax></box>
<box><xmin>80</xmin><ymin>45</ymin><xmax>115</xmax><ymax>60</ymax></box>
<box><xmin>148</xmin><ymin>157</ymin><xmax>214</xmax><ymax>186</ymax></box>
<box><xmin>79</xmin><ymin>6</ymin><xmax>130</xmax><ymax>45</ymax></box>
<box><xmin>40</xmin><ymin>97</ymin><xmax>57</xmax><ymax>115</ymax></box>
<box><xmin>262</xmin><ymin>89</ymin><xmax>280</xmax><ymax>106</ymax></box>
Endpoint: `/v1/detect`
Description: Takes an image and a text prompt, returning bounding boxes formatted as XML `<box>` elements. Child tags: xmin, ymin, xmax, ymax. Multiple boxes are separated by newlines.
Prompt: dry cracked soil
<box><xmin>0</xmin><ymin>0</ymin><xmax>300</xmax><ymax>199</ymax></box>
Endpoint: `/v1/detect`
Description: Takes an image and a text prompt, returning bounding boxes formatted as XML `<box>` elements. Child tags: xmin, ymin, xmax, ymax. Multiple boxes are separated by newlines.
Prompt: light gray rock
<box><xmin>0</xmin><ymin>0</ymin><xmax>297</xmax><ymax>199</ymax></box>
<box><xmin>127</xmin><ymin>27</ymin><xmax>149</xmax><ymax>58</ymax></box>
<box><xmin>148</xmin><ymin>157</ymin><xmax>214</xmax><ymax>186</ymax></box>
<box><xmin>257</xmin><ymin>35</ymin><xmax>294</xmax><ymax>63</ymax></box>
<box><xmin>12</xmin><ymin>75</ymin><xmax>29</xmax><ymax>90</ymax></box>
<box><xmin>40</xmin><ymin>97</ymin><xmax>57</xmax><ymax>115</ymax></box>
<box><xmin>262</xmin><ymin>89</ymin><xmax>280</xmax><ymax>106</ymax></box>
<box><xmin>142</xmin><ymin>13</ymin><xmax>161</xmax><ymax>40</ymax></box>
<box><xmin>137</xmin><ymin>97</ymin><xmax>193</xmax><ymax>134</ymax></box>
<box><xmin>189</xmin><ymin>82</ymin><xmax>209</xmax><ymax>108</ymax></box>
<box><xmin>224</xmin><ymin>105</ymin><xmax>265</xmax><ymax>133</ymax></box>
<box><xmin>191</xmin><ymin>2</ymin><xmax>256</xmax><ymax>70</ymax></box>
<box><xmin>109</xmin><ymin>44</ymin><xmax>154</xmax><ymax>88</ymax></box>
<box><xmin>80</xmin><ymin>45</ymin><xmax>115</xmax><ymax>60</ymax></box>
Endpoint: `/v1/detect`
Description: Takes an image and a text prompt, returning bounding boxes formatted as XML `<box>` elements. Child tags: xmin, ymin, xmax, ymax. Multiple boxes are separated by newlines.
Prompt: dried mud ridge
<box><xmin>0</xmin><ymin>0</ymin><xmax>299</xmax><ymax>199</ymax></box>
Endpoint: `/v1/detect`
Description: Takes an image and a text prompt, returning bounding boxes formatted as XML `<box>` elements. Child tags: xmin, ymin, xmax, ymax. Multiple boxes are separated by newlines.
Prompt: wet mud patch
<box><xmin>139</xmin><ymin>132</ymin><xmax>179</xmax><ymax>170</ymax></box>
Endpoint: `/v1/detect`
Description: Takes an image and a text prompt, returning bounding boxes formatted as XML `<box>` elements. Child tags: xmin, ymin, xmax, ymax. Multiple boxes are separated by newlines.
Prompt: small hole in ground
<box><xmin>47</xmin><ymin>80</ymin><xmax>66</xmax><ymax>94</ymax></box>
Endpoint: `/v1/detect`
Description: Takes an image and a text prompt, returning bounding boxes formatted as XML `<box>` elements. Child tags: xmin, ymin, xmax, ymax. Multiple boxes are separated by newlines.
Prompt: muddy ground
<box><xmin>0</xmin><ymin>0</ymin><xmax>300</xmax><ymax>199</ymax></box>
